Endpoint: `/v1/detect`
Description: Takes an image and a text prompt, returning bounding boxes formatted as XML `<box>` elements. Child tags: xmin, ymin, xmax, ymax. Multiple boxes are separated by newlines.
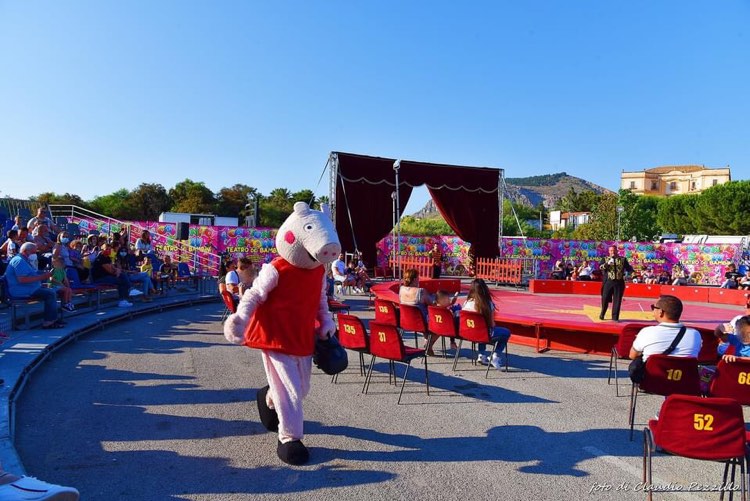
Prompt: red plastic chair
<box><xmin>629</xmin><ymin>354</ymin><xmax>701</xmax><ymax>440</ymax></box>
<box><xmin>398</xmin><ymin>303</ymin><xmax>428</xmax><ymax>348</ymax></box>
<box><xmin>220</xmin><ymin>290</ymin><xmax>237</xmax><ymax>322</ymax></box>
<box><xmin>327</xmin><ymin>297</ymin><xmax>351</xmax><ymax>321</ymax></box>
<box><xmin>427</xmin><ymin>305</ymin><xmax>458</xmax><ymax>358</ymax></box>
<box><xmin>607</xmin><ymin>325</ymin><xmax>641</xmax><ymax>396</ymax></box>
<box><xmin>709</xmin><ymin>358</ymin><xmax>750</xmax><ymax>406</ymax></box>
<box><xmin>457</xmin><ymin>310</ymin><xmax>508</xmax><ymax>377</ymax></box>
<box><xmin>374</xmin><ymin>299</ymin><xmax>399</xmax><ymax>327</ymax></box>
<box><xmin>335</xmin><ymin>314</ymin><xmax>370</xmax><ymax>381</ymax></box>
<box><xmin>643</xmin><ymin>395</ymin><xmax>748</xmax><ymax>501</ymax></box>
<box><xmin>363</xmin><ymin>322</ymin><xmax>429</xmax><ymax>404</ymax></box>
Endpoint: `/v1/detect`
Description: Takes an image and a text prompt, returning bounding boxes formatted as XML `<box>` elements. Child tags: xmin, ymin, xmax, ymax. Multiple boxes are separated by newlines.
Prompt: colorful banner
<box><xmin>71</xmin><ymin>216</ymin><xmax>747</xmax><ymax>284</ymax></box>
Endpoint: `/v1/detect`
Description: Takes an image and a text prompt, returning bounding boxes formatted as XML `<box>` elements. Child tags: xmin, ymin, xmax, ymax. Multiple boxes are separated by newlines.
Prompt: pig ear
<box><xmin>293</xmin><ymin>201</ymin><xmax>310</xmax><ymax>215</ymax></box>
<box><xmin>319</xmin><ymin>203</ymin><xmax>331</xmax><ymax>218</ymax></box>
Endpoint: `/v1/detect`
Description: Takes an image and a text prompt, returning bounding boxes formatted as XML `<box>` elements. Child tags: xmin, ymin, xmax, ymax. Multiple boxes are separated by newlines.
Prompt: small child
<box><xmin>49</xmin><ymin>257</ymin><xmax>75</xmax><ymax>312</ymax></box>
<box><xmin>717</xmin><ymin>314</ymin><xmax>750</xmax><ymax>362</ymax></box>
<box><xmin>435</xmin><ymin>290</ymin><xmax>461</xmax><ymax>351</ymax></box>
<box><xmin>140</xmin><ymin>256</ymin><xmax>153</xmax><ymax>277</ymax></box>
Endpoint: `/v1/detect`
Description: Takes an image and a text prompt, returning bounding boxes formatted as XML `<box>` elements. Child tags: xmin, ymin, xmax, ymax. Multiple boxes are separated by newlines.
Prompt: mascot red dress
<box><xmin>224</xmin><ymin>202</ymin><xmax>340</xmax><ymax>465</ymax></box>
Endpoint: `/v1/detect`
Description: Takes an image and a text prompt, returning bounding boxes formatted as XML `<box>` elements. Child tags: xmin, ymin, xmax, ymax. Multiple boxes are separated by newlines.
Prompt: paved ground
<box><xmin>12</xmin><ymin>293</ymin><xmax>748</xmax><ymax>501</ymax></box>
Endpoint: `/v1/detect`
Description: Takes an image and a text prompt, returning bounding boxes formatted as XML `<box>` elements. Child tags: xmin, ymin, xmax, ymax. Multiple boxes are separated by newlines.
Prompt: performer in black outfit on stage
<box><xmin>599</xmin><ymin>245</ymin><xmax>633</xmax><ymax>322</ymax></box>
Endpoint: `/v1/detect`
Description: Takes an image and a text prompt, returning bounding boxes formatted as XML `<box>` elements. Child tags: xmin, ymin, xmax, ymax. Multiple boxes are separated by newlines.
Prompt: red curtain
<box><xmin>334</xmin><ymin>152</ymin><xmax>500</xmax><ymax>267</ymax></box>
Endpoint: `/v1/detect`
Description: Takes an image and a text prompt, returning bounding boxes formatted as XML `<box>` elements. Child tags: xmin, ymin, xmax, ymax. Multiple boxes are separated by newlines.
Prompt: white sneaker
<box><xmin>129</xmin><ymin>289</ymin><xmax>144</xmax><ymax>297</ymax></box>
<box><xmin>118</xmin><ymin>300</ymin><xmax>133</xmax><ymax>308</ymax></box>
<box><xmin>477</xmin><ymin>353</ymin><xmax>489</xmax><ymax>365</ymax></box>
<box><xmin>0</xmin><ymin>475</ymin><xmax>79</xmax><ymax>500</ymax></box>
<box><xmin>491</xmin><ymin>353</ymin><xmax>503</xmax><ymax>369</ymax></box>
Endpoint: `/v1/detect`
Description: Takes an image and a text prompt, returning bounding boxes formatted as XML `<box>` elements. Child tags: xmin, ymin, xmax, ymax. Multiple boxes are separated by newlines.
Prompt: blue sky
<box><xmin>1</xmin><ymin>1</ymin><xmax>748</xmax><ymax>214</ymax></box>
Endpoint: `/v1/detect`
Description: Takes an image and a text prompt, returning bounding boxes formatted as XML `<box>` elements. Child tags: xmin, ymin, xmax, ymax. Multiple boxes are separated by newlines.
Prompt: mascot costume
<box><xmin>224</xmin><ymin>202</ymin><xmax>342</xmax><ymax>465</ymax></box>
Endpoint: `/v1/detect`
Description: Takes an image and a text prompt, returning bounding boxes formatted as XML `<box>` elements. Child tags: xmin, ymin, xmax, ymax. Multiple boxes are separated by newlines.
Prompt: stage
<box><xmin>369</xmin><ymin>280</ymin><xmax>739</xmax><ymax>362</ymax></box>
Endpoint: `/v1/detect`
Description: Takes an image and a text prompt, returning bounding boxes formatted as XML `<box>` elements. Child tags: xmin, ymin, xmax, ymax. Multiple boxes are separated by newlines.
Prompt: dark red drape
<box><xmin>334</xmin><ymin>152</ymin><xmax>500</xmax><ymax>267</ymax></box>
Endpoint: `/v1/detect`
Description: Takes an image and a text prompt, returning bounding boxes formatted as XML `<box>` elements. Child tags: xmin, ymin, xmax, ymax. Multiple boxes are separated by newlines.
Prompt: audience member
<box><xmin>27</xmin><ymin>207</ymin><xmax>57</xmax><ymax>233</ymax></box>
<box><xmin>5</xmin><ymin>243</ymin><xmax>62</xmax><ymax>328</ymax></box>
<box><xmin>68</xmin><ymin>238</ymin><xmax>89</xmax><ymax>281</ymax></box>
<box><xmin>236</xmin><ymin>257</ymin><xmax>257</xmax><ymax>297</ymax></box>
<box><xmin>114</xmin><ymin>243</ymin><xmax>153</xmax><ymax>299</ymax></box>
<box><xmin>10</xmin><ymin>215</ymin><xmax>23</xmax><ymax>231</ymax></box>
<box><xmin>714</xmin><ymin>315</ymin><xmax>750</xmax><ymax>362</ymax></box>
<box><xmin>135</xmin><ymin>229</ymin><xmax>155</xmax><ymax>259</ymax></box>
<box><xmin>720</xmin><ymin>263</ymin><xmax>741</xmax><ymax>289</ymax></box>
<box><xmin>159</xmin><ymin>255</ymin><xmax>178</xmax><ymax>291</ymax></box>
<box><xmin>32</xmin><ymin>224</ymin><xmax>55</xmax><ymax>270</ymax></box>
<box><xmin>91</xmin><ymin>243</ymin><xmax>133</xmax><ymax>308</ymax></box>
<box><xmin>577</xmin><ymin>261</ymin><xmax>593</xmax><ymax>281</ymax></box>
<box><xmin>0</xmin><ymin>230</ymin><xmax>20</xmax><ymax>262</ymax></box>
<box><xmin>738</xmin><ymin>270</ymin><xmax>750</xmax><ymax>291</ymax></box>
<box><xmin>332</xmin><ymin>253</ymin><xmax>356</xmax><ymax>292</ymax></box>
<box><xmin>629</xmin><ymin>295</ymin><xmax>702</xmax><ymax>362</ymax></box>
<box><xmin>49</xmin><ymin>256</ymin><xmax>76</xmax><ymax>312</ymax></box>
<box><xmin>434</xmin><ymin>289</ymin><xmax>460</xmax><ymax>352</ymax></box>
<box><xmin>462</xmin><ymin>278</ymin><xmax>511</xmax><ymax>369</ymax></box>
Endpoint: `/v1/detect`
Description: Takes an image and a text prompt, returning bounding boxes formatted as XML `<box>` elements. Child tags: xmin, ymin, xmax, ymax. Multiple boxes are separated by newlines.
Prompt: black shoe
<box><xmin>256</xmin><ymin>386</ymin><xmax>279</xmax><ymax>432</ymax></box>
<box><xmin>598</xmin><ymin>315</ymin><xmax>605</xmax><ymax>320</ymax></box>
<box><xmin>277</xmin><ymin>440</ymin><xmax>309</xmax><ymax>465</ymax></box>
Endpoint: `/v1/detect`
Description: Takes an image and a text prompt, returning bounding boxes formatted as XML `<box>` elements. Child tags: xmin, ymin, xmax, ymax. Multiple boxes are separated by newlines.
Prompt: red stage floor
<box><xmin>369</xmin><ymin>281</ymin><xmax>740</xmax><ymax>360</ymax></box>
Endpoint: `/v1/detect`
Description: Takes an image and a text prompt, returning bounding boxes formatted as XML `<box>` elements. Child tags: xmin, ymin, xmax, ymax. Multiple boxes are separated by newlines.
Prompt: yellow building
<box><xmin>620</xmin><ymin>165</ymin><xmax>731</xmax><ymax>196</ymax></box>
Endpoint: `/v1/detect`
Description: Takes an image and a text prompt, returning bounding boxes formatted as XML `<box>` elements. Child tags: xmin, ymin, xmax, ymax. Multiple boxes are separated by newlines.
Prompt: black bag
<box><xmin>313</xmin><ymin>335</ymin><xmax>349</xmax><ymax>375</ymax></box>
<box><xmin>628</xmin><ymin>357</ymin><xmax>646</xmax><ymax>383</ymax></box>
<box><xmin>628</xmin><ymin>326</ymin><xmax>686</xmax><ymax>383</ymax></box>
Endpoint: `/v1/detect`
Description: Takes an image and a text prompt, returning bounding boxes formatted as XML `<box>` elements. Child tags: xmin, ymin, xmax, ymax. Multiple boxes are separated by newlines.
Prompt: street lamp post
<box><xmin>616</xmin><ymin>206</ymin><xmax>624</xmax><ymax>241</ymax></box>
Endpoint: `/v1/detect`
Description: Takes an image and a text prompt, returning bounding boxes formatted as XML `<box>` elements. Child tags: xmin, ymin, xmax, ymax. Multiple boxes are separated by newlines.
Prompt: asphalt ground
<box><xmin>12</xmin><ymin>294</ymin><xmax>749</xmax><ymax>501</ymax></box>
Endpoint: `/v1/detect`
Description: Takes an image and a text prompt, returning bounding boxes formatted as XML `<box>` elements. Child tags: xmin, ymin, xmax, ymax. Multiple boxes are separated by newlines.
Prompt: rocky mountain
<box><xmin>411</xmin><ymin>172</ymin><xmax>612</xmax><ymax>217</ymax></box>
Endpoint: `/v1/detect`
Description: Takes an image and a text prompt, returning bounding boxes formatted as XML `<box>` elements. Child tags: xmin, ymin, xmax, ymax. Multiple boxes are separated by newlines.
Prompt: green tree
<box><xmin>32</xmin><ymin>192</ymin><xmax>90</xmax><ymax>209</ymax></box>
<box><xmin>169</xmin><ymin>179</ymin><xmax>217</xmax><ymax>214</ymax></box>
<box><xmin>216</xmin><ymin>184</ymin><xmax>258</xmax><ymax>218</ymax></box>
<box><xmin>260</xmin><ymin>188</ymin><xmax>293</xmax><ymax>228</ymax></box>
<box><xmin>398</xmin><ymin>215</ymin><xmax>452</xmax><ymax>235</ymax></box>
<box><xmin>692</xmin><ymin>180</ymin><xmax>750</xmax><ymax>234</ymax></box>
<box><xmin>89</xmin><ymin>189</ymin><xmax>132</xmax><ymax>220</ymax></box>
<box><xmin>619</xmin><ymin>190</ymin><xmax>661</xmax><ymax>241</ymax></box>
<box><xmin>123</xmin><ymin>183</ymin><xmax>172</xmax><ymax>221</ymax></box>
<box><xmin>573</xmin><ymin>192</ymin><xmax>618</xmax><ymax>240</ymax></box>
<box><xmin>656</xmin><ymin>194</ymin><xmax>699</xmax><ymax>234</ymax></box>
<box><xmin>554</xmin><ymin>187</ymin><xmax>600</xmax><ymax>213</ymax></box>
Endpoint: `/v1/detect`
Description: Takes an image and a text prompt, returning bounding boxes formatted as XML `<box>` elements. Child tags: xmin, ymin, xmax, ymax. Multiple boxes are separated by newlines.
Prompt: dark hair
<box><xmin>657</xmin><ymin>294</ymin><xmax>683</xmax><ymax>321</ymax></box>
<box><xmin>735</xmin><ymin>315</ymin><xmax>750</xmax><ymax>332</ymax></box>
<box><xmin>7</xmin><ymin>229</ymin><xmax>17</xmax><ymax>239</ymax></box>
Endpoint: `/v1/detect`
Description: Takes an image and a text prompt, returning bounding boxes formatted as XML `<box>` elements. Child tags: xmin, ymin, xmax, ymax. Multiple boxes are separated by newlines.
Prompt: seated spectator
<box><xmin>434</xmin><ymin>289</ymin><xmax>461</xmax><ymax>352</ymax></box>
<box><xmin>5</xmin><ymin>243</ymin><xmax>62</xmax><ymax>328</ymax></box>
<box><xmin>332</xmin><ymin>253</ymin><xmax>356</xmax><ymax>291</ymax></box>
<box><xmin>738</xmin><ymin>270</ymin><xmax>750</xmax><ymax>291</ymax></box>
<box><xmin>10</xmin><ymin>215</ymin><xmax>24</xmax><ymax>231</ymax></box>
<box><xmin>114</xmin><ymin>243</ymin><xmax>154</xmax><ymax>299</ymax></box>
<box><xmin>52</xmin><ymin>230</ymin><xmax>74</xmax><ymax>268</ymax></box>
<box><xmin>91</xmin><ymin>243</ymin><xmax>133</xmax><ymax>308</ymax></box>
<box><xmin>720</xmin><ymin>263</ymin><xmax>741</xmax><ymax>289</ymax></box>
<box><xmin>140</xmin><ymin>255</ymin><xmax>154</xmax><ymax>277</ymax></box>
<box><xmin>135</xmin><ymin>230</ymin><xmax>156</xmax><ymax>260</ymax></box>
<box><xmin>672</xmin><ymin>270</ymin><xmax>689</xmax><ymax>286</ymax></box>
<box><xmin>399</xmin><ymin>268</ymin><xmax>435</xmax><ymax>319</ymax></box>
<box><xmin>656</xmin><ymin>270</ymin><xmax>671</xmax><ymax>285</ymax></box>
<box><xmin>18</xmin><ymin>226</ymin><xmax>32</xmax><ymax>244</ymax></box>
<box><xmin>0</xmin><ymin>230</ymin><xmax>20</xmax><ymax>264</ymax></box>
<box><xmin>49</xmin><ymin>256</ymin><xmax>76</xmax><ymax>312</ymax></box>
<box><xmin>346</xmin><ymin>259</ymin><xmax>365</xmax><ymax>293</ymax></box>
<box><xmin>577</xmin><ymin>261</ymin><xmax>593</xmax><ymax>281</ymax></box>
<box><xmin>565</xmin><ymin>261</ymin><xmax>576</xmax><ymax>280</ymax></box>
<box><xmin>32</xmin><ymin>224</ymin><xmax>55</xmax><ymax>270</ymax></box>
<box><xmin>629</xmin><ymin>295</ymin><xmax>702</xmax><ymax>362</ymax></box>
<box><xmin>462</xmin><ymin>278</ymin><xmax>511</xmax><ymax>369</ymax></box>
<box><xmin>220</xmin><ymin>259</ymin><xmax>239</xmax><ymax>296</ymax></box>
<box><xmin>27</xmin><ymin>207</ymin><xmax>57</xmax><ymax>234</ymax></box>
<box><xmin>714</xmin><ymin>315</ymin><xmax>750</xmax><ymax>362</ymax></box>
<box><xmin>551</xmin><ymin>259</ymin><xmax>565</xmax><ymax>280</ymax></box>
<box><xmin>159</xmin><ymin>255</ymin><xmax>178</xmax><ymax>291</ymax></box>
<box><xmin>236</xmin><ymin>257</ymin><xmax>257</xmax><ymax>297</ymax></box>
<box><xmin>68</xmin><ymin>238</ymin><xmax>89</xmax><ymax>281</ymax></box>
<box><xmin>713</xmin><ymin>299</ymin><xmax>750</xmax><ymax>357</ymax></box>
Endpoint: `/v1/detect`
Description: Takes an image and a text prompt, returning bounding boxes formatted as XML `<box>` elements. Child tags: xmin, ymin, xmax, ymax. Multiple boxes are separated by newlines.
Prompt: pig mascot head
<box><xmin>275</xmin><ymin>202</ymin><xmax>340</xmax><ymax>269</ymax></box>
